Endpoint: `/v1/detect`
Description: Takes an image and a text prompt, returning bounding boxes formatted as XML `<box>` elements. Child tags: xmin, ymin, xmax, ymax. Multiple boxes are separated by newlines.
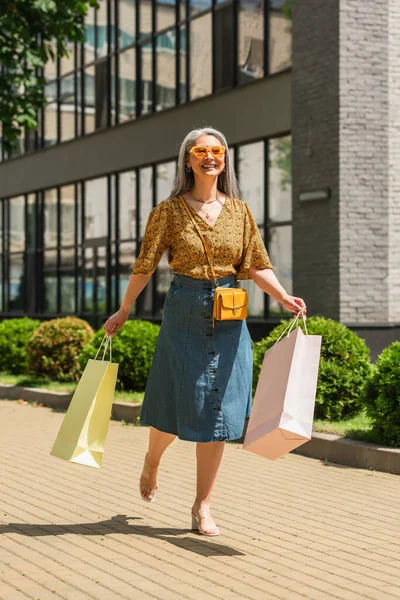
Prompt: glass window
<box><xmin>119</xmin><ymin>170</ymin><xmax>137</xmax><ymax>240</ymax></box>
<box><xmin>96</xmin><ymin>0</ymin><xmax>109</xmax><ymax>58</ymax></box>
<box><xmin>44</xmin><ymin>249</ymin><xmax>58</xmax><ymax>313</ymax></box>
<box><xmin>156</xmin><ymin>29</ymin><xmax>176</xmax><ymax>111</ymax></box>
<box><xmin>238</xmin><ymin>0</ymin><xmax>264</xmax><ymax>84</ymax></box>
<box><xmin>269</xmin><ymin>136</ymin><xmax>291</xmax><ymax>222</ymax></box>
<box><xmin>60</xmin><ymin>74</ymin><xmax>76</xmax><ymax>142</ymax></box>
<box><xmin>44</xmin><ymin>45</ymin><xmax>58</xmax><ymax>81</ymax></box>
<box><xmin>179</xmin><ymin>25</ymin><xmax>187</xmax><ymax>103</ymax></box>
<box><xmin>9</xmin><ymin>253</ymin><xmax>25</xmax><ymax>311</ymax></box>
<box><xmin>60</xmin><ymin>247</ymin><xmax>76</xmax><ymax>313</ymax></box>
<box><xmin>27</xmin><ymin>194</ymin><xmax>36</xmax><ymax>250</ymax></box>
<box><xmin>84</xmin><ymin>65</ymin><xmax>96</xmax><ymax>134</ymax></box>
<box><xmin>119</xmin><ymin>241</ymin><xmax>136</xmax><ymax>313</ymax></box>
<box><xmin>157</xmin><ymin>0</ymin><xmax>176</xmax><ymax>31</ymax></box>
<box><xmin>111</xmin><ymin>55</ymin><xmax>117</xmax><ymax>126</ymax></box>
<box><xmin>269</xmin><ymin>0</ymin><xmax>292</xmax><ymax>74</ymax></box>
<box><xmin>44</xmin><ymin>189</ymin><xmax>58</xmax><ymax>248</ymax></box>
<box><xmin>189</xmin><ymin>0</ymin><xmax>212</xmax><ymax>16</ymax></box>
<box><xmin>119</xmin><ymin>0</ymin><xmax>136</xmax><ymax>50</ymax></box>
<box><xmin>84</xmin><ymin>9</ymin><xmax>96</xmax><ymax>65</ymax></box>
<box><xmin>214</xmin><ymin>3</ymin><xmax>234</xmax><ymax>91</ymax></box>
<box><xmin>179</xmin><ymin>0</ymin><xmax>186</xmax><ymax>20</ymax></box>
<box><xmin>190</xmin><ymin>13</ymin><xmax>212</xmax><ymax>100</ymax></box>
<box><xmin>45</xmin><ymin>80</ymin><xmax>58</xmax><ymax>104</ymax></box>
<box><xmin>95</xmin><ymin>59</ymin><xmax>109</xmax><ymax>129</ymax></box>
<box><xmin>139</xmin><ymin>167</ymin><xmax>153</xmax><ymax>236</ymax></box>
<box><xmin>60</xmin><ymin>42</ymin><xmax>75</xmax><ymax>76</ymax></box>
<box><xmin>119</xmin><ymin>48</ymin><xmax>136</xmax><ymax>122</ymax></box>
<box><xmin>85</xmin><ymin>177</ymin><xmax>108</xmax><ymax>240</ymax></box>
<box><xmin>238</xmin><ymin>141</ymin><xmax>264</xmax><ymax>226</ymax></box>
<box><xmin>268</xmin><ymin>225</ymin><xmax>292</xmax><ymax>315</ymax></box>
<box><xmin>156</xmin><ymin>161</ymin><xmax>175</xmax><ymax>203</ymax></box>
<box><xmin>140</xmin><ymin>0</ymin><xmax>153</xmax><ymax>36</ymax></box>
<box><xmin>44</xmin><ymin>103</ymin><xmax>58</xmax><ymax>147</ymax></box>
<box><xmin>61</xmin><ymin>185</ymin><xmax>75</xmax><ymax>246</ymax></box>
<box><xmin>141</xmin><ymin>43</ymin><xmax>153</xmax><ymax>115</ymax></box>
<box><xmin>9</xmin><ymin>196</ymin><xmax>25</xmax><ymax>254</ymax></box>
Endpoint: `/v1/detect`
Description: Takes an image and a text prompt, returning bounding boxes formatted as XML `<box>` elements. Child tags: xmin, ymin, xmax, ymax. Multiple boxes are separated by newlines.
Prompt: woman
<box><xmin>104</xmin><ymin>127</ymin><xmax>306</xmax><ymax>537</ymax></box>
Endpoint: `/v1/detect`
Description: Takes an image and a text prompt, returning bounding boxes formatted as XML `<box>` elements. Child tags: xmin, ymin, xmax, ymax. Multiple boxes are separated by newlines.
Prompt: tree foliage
<box><xmin>0</xmin><ymin>0</ymin><xmax>98</xmax><ymax>153</ymax></box>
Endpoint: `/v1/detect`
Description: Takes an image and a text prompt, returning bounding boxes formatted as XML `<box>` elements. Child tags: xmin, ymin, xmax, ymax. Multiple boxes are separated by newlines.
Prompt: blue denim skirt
<box><xmin>140</xmin><ymin>274</ymin><xmax>253</xmax><ymax>442</ymax></box>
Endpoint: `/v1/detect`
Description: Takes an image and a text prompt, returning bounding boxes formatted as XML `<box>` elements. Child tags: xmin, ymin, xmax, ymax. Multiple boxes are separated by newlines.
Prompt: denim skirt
<box><xmin>140</xmin><ymin>273</ymin><xmax>253</xmax><ymax>442</ymax></box>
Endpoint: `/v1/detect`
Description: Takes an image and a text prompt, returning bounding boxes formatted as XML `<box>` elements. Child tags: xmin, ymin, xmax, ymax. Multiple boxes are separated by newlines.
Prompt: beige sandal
<box><xmin>191</xmin><ymin>507</ymin><xmax>220</xmax><ymax>536</ymax></box>
<box><xmin>139</xmin><ymin>454</ymin><xmax>159</xmax><ymax>503</ymax></box>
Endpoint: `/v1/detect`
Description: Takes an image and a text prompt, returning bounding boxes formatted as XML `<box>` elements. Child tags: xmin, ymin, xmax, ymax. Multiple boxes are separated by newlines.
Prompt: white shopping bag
<box><xmin>243</xmin><ymin>317</ymin><xmax>322</xmax><ymax>460</ymax></box>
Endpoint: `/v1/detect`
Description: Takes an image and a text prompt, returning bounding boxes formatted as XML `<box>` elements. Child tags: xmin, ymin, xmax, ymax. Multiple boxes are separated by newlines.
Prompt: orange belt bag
<box><xmin>179</xmin><ymin>196</ymin><xmax>248</xmax><ymax>327</ymax></box>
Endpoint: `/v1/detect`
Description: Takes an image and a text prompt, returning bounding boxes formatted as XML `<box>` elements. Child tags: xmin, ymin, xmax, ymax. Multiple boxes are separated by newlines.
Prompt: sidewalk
<box><xmin>0</xmin><ymin>400</ymin><xmax>399</xmax><ymax>600</ymax></box>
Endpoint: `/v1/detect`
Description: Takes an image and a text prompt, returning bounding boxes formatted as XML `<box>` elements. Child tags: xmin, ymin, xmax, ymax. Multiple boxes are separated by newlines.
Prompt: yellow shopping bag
<box><xmin>50</xmin><ymin>334</ymin><xmax>118</xmax><ymax>469</ymax></box>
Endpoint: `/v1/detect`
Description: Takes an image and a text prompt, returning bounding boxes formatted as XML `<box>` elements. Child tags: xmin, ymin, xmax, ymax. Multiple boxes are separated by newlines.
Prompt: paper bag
<box><xmin>50</xmin><ymin>336</ymin><xmax>118</xmax><ymax>469</ymax></box>
<box><xmin>243</xmin><ymin>321</ymin><xmax>322</xmax><ymax>460</ymax></box>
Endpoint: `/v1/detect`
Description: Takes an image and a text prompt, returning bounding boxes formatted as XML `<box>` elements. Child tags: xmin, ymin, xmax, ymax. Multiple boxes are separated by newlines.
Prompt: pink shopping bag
<box><xmin>243</xmin><ymin>318</ymin><xmax>322</xmax><ymax>460</ymax></box>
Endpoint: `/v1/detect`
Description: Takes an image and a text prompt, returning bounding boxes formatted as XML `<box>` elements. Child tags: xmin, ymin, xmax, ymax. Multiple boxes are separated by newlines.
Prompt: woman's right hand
<box><xmin>104</xmin><ymin>308</ymin><xmax>129</xmax><ymax>337</ymax></box>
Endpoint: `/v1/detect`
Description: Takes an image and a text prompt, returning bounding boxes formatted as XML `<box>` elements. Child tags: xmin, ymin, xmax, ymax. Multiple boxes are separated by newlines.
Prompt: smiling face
<box><xmin>186</xmin><ymin>134</ymin><xmax>226</xmax><ymax>181</ymax></box>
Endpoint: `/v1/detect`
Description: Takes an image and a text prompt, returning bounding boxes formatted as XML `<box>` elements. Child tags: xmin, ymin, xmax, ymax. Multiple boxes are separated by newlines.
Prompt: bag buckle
<box><xmin>233</xmin><ymin>306</ymin><xmax>238</xmax><ymax>316</ymax></box>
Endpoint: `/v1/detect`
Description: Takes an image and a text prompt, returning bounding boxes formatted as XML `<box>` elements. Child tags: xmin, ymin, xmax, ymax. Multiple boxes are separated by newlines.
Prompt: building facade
<box><xmin>0</xmin><ymin>0</ymin><xmax>399</xmax><ymax>355</ymax></box>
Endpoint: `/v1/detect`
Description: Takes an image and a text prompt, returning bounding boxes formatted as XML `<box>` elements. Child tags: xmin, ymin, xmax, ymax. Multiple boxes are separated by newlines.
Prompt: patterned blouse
<box><xmin>132</xmin><ymin>195</ymin><xmax>273</xmax><ymax>280</ymax></box>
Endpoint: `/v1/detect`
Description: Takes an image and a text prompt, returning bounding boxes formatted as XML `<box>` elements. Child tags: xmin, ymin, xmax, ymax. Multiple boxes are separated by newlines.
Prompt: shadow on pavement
<box><xmin>0</xmin><ymin>514</ymin><xmax>244</xmax><ymax>557</ymax></box>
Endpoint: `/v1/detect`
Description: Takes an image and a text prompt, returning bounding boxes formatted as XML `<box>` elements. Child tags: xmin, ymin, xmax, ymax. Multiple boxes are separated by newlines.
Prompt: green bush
<box><xmin>253</xmin><ymin>316</ymin><xmax>372</xmax><ymax>421</ymax></box>
<box><xmin>26</xmin><ymin>317</ymin><xmax>94</xmax><ymax>382</ymax></box>
<box><xmin>0</xmin><ymin>317</ymin><xmax>41</xmax><ymax>374</ymax></box>
<box><xmin>361</xmin><ymin>342</ymin><xmax>400</xmax><ymax>447</ymax></box>
<box><xmin>78</xmin><ymin>320</ymin><xmax>160</xmax><ymax>391</ymax></box>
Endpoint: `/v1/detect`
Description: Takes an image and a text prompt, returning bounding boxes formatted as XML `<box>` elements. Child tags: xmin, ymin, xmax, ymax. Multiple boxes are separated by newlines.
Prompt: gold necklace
<box><xmin>192</xmin><ymin>193</ymin><xmax>219</xmax><ymax>219</ymax></box>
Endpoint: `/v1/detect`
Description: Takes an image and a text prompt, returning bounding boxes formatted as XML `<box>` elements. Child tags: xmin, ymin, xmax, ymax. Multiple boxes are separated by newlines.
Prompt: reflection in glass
<box><xmin>44</xmin><ymin>189</ymin><xmax>58</xmax><ymax>248</ymax></box>
<box><xmin>119</xmin><ymin>0</ymin><xmax>136</xmax><ymax>49</ymax></box>
<box><xmin>84</xmin><ymin>8</ymin><xmax>96</xmax><ymax>65</ymax></box>
<box><xmin>139</xmin><ymin>167</ymin><xmax>153</xmax><ymax>237</ymax></box>
<box><xmin>269</xmin><ymin>136</ymin><xmax>292</xmax><ymax>222</ymax></box>
<box><xmin>60</xmin><ymin>42</ymin><xmax>75</xmax><ymax>76</ymax></box>
<box><xmin>44</xmin><ymin>250</ymin><xmax>58</xmax><ymax>313</ymax></box>
<box><xmin>119</xmin><ymin>241</ymin><xmax>136</xmax><ymax>314</ymax></box>
<box><xmin>119</xmin><ymin>48</ymin><xmax>136</xmax><ymax>122</ymax></box>
<box><xmin>61</xmin><ymin>185</ymin><xmax>75</xmax><ymax>246</ymax></box>
<box><xmin>156</xmin><ymin>0</ymin><xmax>175</xmax><ymax>31</ymax></box>
<box><xmin>238</xmin><ymin>0</ymin><xmax>264</xmax><ymax>84</ymax></box>
<box><xmin>189</xmin><ymin>0</ymin><xmax>212</xmax><ymax>16</ymax></box>
<box><xmin>119</xmin><ymin>170</ymin><xmax>137</xmax><ymax>240</ymax></box>
<box><xmin>190</xmin><ymin>13</ymin><xmax>212</xmax><ymax>100</ymax></box>
<box><xmin>85</xmin><ymin>177</ymin><xmax>108</xmax><ymax>239</ymax></box>
<box><xmin>60</xmin><ymin>247</ymin><xmax>76</xmax><ymax>313</ymax></box>
<box><xmin>9</xmin><ymin>196</ymin><xmax>25</xmax><ymax>253</ymax></box>
<box><xmin>9</xmin><ymin>254</ymin><xmax>25</xmax><ymax>311</ymax></box>
<box><xmin>84</xmin><ymin>65</ymin><xmax>96</xmax><ymax>134</ymax></box>
<box><xmin>45</xmin><ymin>80</ymin><xmax>57</xmax><ymax>103</ymax></box>
<box><xmin>156</xmin><ymin>162</ymin><xmax>175</xmax><ymax>203</ymax></box>
<box><xmin>238</xmin><ymin>141</ymin><xmax>264</xmax><ymax>224</ymax></box>
<box><xmin>214</xmin><ymin>2</ymin><xmax>234</xmax><ymax>91</ymax></box>
<box><xmin>44</xmin><ymin>103</ymin><xmax>58</xmax><ymax>146</ymax></box>
<box><xmin>269</xmin><ymin>0</ymin><xmax>292</xmax><ymax>74</ymax></box>
<box><xmin>141</xmin><ymin>42</ymin><xmax>153</xmax><ymax>115</ymax></box>
<box><xmin>140</xmin><ymin>0</ymin><xmax>153</xmax><ymax>36</ymax></box>
<box><xmin>27</xmin><ymin>194</ymin><xmax>36</xmax><ymax>250</ymax></box>
<box><xmin>156</xmin><ymin>30</ymin><xmax>176</xmax><ymax>111</ymax></box>
<box><xmin>179</xmin><ymin>26</ymin><xmax>187</xmax><ymax>103</ymax></box>
<box><xmin>268</xmin><ymin>225</ymin><xmax>292</xmax><ymax>315</ymax></box>
<box><xmin>60</xmin><ymin>74</ymin><xmax>76</xmax><ymax>142</ymax></box>
<box><xmin>96</xmin><ymin>0</ymin><xmax>108</xmax><ymax>57</ymax></box>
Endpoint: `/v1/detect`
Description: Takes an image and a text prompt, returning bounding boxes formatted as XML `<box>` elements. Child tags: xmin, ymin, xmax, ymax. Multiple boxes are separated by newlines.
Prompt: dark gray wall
<box><xmin>0</xmin><ymin>73</ymin><xmax>291</xmax><ymax>198</ymax></box>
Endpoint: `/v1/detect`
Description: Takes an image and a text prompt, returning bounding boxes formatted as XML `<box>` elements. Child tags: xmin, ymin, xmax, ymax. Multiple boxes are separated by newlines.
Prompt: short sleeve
<box><xmin>132</xmin><ymin>202</ymin><xmax>170</xmax><ymax>275</ymax></box>
<box><xmin>236</xmin><ymin>204</ymin><xmax>273</xmax><ymax>280</ymax></box>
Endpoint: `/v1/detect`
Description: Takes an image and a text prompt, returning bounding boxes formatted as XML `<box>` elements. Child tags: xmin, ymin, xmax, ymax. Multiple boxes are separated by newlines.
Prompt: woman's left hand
<box><xmin>281</xmin><ymin>294</ymin><xmax>307</xmax><ymax>316</ymax></box>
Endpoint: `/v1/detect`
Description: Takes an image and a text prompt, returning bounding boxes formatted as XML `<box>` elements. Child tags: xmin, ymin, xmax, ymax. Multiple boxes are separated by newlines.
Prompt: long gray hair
<box><xmin>170</xmin><ymin>127</ymin><xmax>240</xmax><ymax>199</ymax></box>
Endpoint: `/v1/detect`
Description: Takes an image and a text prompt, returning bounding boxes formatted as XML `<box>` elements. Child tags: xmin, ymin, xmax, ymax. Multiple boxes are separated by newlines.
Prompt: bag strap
<box><xmin>179</xmin><ymin>195</ymin><xmax>218</xmax><ymax>283</ymax></box>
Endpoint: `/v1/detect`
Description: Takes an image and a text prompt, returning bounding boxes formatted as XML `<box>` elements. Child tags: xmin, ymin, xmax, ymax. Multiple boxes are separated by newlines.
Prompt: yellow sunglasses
<box><xmin>189</xmin><ymin>145</ymin><xmax>226</xmax><ymax>159</ymax></box>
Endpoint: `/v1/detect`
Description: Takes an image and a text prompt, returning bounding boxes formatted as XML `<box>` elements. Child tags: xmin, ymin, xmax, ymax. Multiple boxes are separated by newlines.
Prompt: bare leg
<box><xmin>140</xmin><ymin>426</ymin><xmax>176</xmax><ymax>501</ymax></box>
<box><xmin>192</xmin><ymin>441</ymin><xmax>225</xmax><ymax>535</ymax></box>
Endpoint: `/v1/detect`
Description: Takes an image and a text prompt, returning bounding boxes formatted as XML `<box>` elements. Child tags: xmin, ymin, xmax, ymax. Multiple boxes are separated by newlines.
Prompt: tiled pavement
<box><xmin>0</xmin><ymin>400</ymin><xmax>400</xmax><ymax>600</ymax></box>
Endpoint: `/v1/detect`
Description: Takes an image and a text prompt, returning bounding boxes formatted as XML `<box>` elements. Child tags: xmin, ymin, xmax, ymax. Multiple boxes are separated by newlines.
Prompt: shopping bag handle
<box><xmin>275</xmin><ymin>313</ymin><xmax>308</xmax><ymax>344</ymax></box>
<box><xmin>94</xmin><ymin>334</ymin><xmax>113</xmax><ymax>362</ymax></box>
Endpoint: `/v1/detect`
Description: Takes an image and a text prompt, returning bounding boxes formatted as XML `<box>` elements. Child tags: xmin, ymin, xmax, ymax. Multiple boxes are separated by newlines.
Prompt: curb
<box><xmin>1</xmin><ymin>384</ymin><xmax>399</xmax><ymax>476</ymax></box>
<box><xmin>0</xmin><ymin>384</ymin><xmax>142</xmax><ymax>423</ymax></box>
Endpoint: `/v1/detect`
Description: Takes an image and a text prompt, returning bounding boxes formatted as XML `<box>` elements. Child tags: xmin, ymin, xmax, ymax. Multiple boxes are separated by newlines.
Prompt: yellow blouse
<box><xmin>132</xmin><ymin>196</ymin><xmax>273</xmax><ymax>280</ymax></box>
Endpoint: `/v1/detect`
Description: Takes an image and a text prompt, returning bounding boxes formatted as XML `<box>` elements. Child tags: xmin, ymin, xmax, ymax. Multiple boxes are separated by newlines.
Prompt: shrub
<box><xmin>361</xmin><ymin>342</ymin><xmax>400</xmax><ymax>447</ymax></box>
<box><xmin>78</xmin><ymin>320</ymin><xmax>160</xmax><ymax>391</ymax></box>
<box><xmin>0</xmin><ymin>317</ymin><xmax>41</xmax><ymax>374</ymax></box>
<box><xmin>253</xmin><ymin>316</ymin><xmax>372</xmax><ymax>421</ymax></box>
<box><xmin>26</xmin><ymin>317</ymin><xmax>94</xmax><ymax>382</ymax></box>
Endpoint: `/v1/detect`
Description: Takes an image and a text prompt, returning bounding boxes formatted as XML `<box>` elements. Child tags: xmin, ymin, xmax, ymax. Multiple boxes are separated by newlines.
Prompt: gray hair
<box><xmin>170</xmin><ymin>127</ymin><xmax>240</xmax><ymax>199</ymax></box>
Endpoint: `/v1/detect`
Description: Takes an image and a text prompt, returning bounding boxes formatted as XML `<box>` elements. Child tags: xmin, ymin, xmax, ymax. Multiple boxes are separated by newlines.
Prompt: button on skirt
<box><xmin>140</xmin><ymin>274</ymin><xmax>253</xmax><ymax>442</ymax></box>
